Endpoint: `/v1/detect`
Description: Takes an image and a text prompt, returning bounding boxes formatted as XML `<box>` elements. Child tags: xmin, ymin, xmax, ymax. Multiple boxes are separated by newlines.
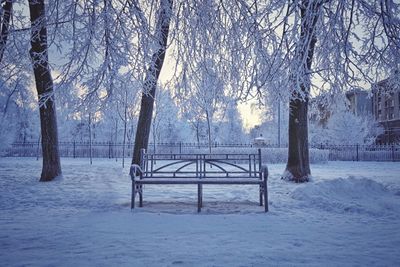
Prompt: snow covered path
<box><xmin>1</xmin><ymin>158</ymin><xmax>399</xmax><ymax>266</ymax></box>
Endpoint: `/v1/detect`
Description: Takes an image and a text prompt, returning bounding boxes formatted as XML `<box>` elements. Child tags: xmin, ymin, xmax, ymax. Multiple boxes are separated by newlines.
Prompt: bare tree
<box><xmin>28</xmin><ymin>0</ymin><xmax>61</xmax><ymax>181</ymax></box>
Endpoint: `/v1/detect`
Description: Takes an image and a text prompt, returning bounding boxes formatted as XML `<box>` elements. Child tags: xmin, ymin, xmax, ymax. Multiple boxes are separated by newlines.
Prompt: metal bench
<box><xmin>130</xmin><ymin>149</ymin><xmax>269</xmax><ymax>212</ymax></box>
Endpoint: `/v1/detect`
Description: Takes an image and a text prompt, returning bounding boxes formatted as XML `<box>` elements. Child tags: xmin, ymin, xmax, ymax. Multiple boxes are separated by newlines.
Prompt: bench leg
<box><xmin>131</xmin><ymin>182</ymin><xmax>135</xmax><ymax>209</ymax></box>
<box><xmin>264</xmin><ymin>179</ymin><xmax>268</xmax><ymax>212</ymax></box>
<box><xmin>197</xmin><ymin>184</ymin><xmax>202</xmax><ymax>212</ymax></box>
<box><xmin>200</xmin><ymin>184</ymin><xmax>203</xmax><ymax>208</ymax></box>
<box><xmin>139</xmin><ymin>185</ymin><xmax>143</xmax><ymax>207</ymax></box>
<box><xmin>259</xmin><ymin>185</ymin><xmax>263</xmax><ymax>206</ymax></box>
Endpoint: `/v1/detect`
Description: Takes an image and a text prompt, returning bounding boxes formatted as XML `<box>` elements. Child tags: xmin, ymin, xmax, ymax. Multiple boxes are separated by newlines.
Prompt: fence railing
<box><xmin>316</xmin><ymin>144</ymin><xmax>400</xmax><ymax>162</ymax></box>
<box><xmin>1</xmin><ymin>141</ymin><xmax>400</xmax><ymax>162</ymax></box>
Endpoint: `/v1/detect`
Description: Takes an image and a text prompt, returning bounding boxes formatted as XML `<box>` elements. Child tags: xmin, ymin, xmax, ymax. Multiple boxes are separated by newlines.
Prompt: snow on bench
<box><xmin>130</xmin><ymin>149</ymin><xmax>269</xmax><ymax>212</ymax></box>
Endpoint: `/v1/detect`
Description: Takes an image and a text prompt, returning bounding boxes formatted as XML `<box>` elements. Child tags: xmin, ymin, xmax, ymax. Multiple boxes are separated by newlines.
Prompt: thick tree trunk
<box><xmin>0</xmin><ymin>0</ymin><xmax>13</xmax><ymax>63</ymax></box>
<box><xmin>284</xmin><ymin>0</ymin><xmax>321</xmax><ymax>182</ymax></box>
<box><xmin>29</xmin><ymin>0</ymin><xmax>61</xmax><ymax>181</ymax></box>
<box><xmin>285</xmin><ymin>98</ymin><xmax>310</xmax><ymax>182</ymax></box>
<box><xmin>132</xmin><ymin>0</ymin><xmax>173</xmax><ymax>165</ymax></box>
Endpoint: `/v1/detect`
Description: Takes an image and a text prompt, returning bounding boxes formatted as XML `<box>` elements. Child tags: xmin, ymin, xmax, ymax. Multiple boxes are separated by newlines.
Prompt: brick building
<box><xmin>372</xmin><ymin>78</ymin><xmax>400</xmax><ymax>144</ymax></box>
<box><xmin>346</xmin><ymin>88</ymin><xmax>372</xmax><ymax>116</ymax></box>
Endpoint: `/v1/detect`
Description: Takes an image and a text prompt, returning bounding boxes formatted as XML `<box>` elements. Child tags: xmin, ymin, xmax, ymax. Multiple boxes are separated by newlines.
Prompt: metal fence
<box><xmin>1</xmin><ymin>142</ymin><xmax>253</xmax><ymax>158</ymax></box>
<box><xmin>2</xmin><ymin>141</ymin><xmax>400</xmax><ymax>162</ymax></box>
<box><xmin>316</xmin><ymin>144</ymin><xmax>400</xmax><ymax>162</ymax></box>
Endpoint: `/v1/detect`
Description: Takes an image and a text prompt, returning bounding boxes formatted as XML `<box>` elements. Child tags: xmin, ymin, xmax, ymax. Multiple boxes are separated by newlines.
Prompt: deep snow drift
<box><xmin>0</xmin><ymin>158</ymin><xmax>399</xmax><ymax>266</ymax></box>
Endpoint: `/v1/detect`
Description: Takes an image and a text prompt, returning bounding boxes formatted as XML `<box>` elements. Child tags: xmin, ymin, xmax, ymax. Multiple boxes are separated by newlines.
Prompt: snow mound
<box><xmin>291</xmin><ymin>177</ymin><xmax>400</xmax><ymax>217</ymax></box>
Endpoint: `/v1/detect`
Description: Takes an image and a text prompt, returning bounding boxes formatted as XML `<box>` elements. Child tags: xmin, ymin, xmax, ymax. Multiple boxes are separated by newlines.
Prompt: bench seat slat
<box><xmin>143</xmin><ymin>176</ymin><xmax>260</xmax><ymax>179</ymax></box>
<box><xmin>136</xmin><ymin>178</ymin><xmax>262</xmax><ymax>185</ymax></box>
<box><xmin>144</xmin><ymin>173</ymin><xmax>257</xmax><ymax>175</ymax></box>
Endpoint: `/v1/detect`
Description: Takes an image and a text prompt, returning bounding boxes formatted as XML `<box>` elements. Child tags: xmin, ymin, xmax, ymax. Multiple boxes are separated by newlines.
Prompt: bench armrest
<box><xmin>261</xmin><ymin>165</ymin><xmax>268</xmax><ymax>180</ymax></box>
<box><xmin>130</xmin><ymin>164</ymin><xmax>143</xmax><ymax>180</ymax></box>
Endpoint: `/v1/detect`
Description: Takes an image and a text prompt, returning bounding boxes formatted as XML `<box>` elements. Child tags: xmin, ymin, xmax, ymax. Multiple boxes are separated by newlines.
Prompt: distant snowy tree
<box><xmin>309</xmin><ymin>99</ymin><xmax>384</xmax><ymax>145</ymax></box>
<box><xmin>183</xmin><ymin>110</ymin><xmax>207</xmax><ymax>146</ymax></box>
<box><xmin>327</xmin><ymin>112</ymin><xmax>383</xmax><ymax>145</ymax></box>
<box><xmin>151</xmin><ymin>86</ymin><xmax>182</xmax><ymax>145</ymax></box>
<box><xmin>178</xmin><ymin>59</ymin><xmax>228</xmax><ymax>152</ymax></box>
<box><xmin>216</xmin><ymin>101</ymin><xmax>247</xmax><ymax>144</ymax></box>
<box><xmin>1</xmin><ymin>1</ymin><xmax>36</xmax><ymax>147</ymax></box>
<box><xmin>115</xmin><ymin>76</ymin><xmax>139</xmax><ymax>167</ymax></box>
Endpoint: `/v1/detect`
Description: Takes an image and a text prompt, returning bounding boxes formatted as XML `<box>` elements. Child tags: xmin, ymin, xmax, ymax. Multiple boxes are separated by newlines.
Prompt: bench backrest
<box><xmin>139</xmin><ymin>149</ymin><xmax>262</xmax><ymax>179</ymax></box>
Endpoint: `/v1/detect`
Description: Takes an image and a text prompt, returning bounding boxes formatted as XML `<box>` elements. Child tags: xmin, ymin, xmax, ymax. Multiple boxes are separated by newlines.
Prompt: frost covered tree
<box><xmin>309</xmin><ymin>97</ymin><xmax>384</xmax><ymax>145</ymax></box>
<box><xmin>151</xmin><ymin>86</ymin><xmax>181</xmax><ymax>145</ymax></box>
<box><xmin>132</xmin><ymin>0</ymin><xmax>173</xmax><ymax>166</ymax></box>
<box><xmin>29</xmin><ymin>0</ymin><xmax>61</xmax><ymax>181</ymax></box>
<box><xmin>283</xmin><ymin>0</ymin><xmax>322</xmax><ymax>182</ymax></box>
<box><xmin>178</xmin><ymin>59</ymin><xmax>227</xmax><ymax>152</ymax></box>
<box><xmin>0</xmin><ymin>0</ymin><xmax>13</xmax><ymax>63</ymax></box>
<box><xmin>1</xmin><ymin>1</ymin><xmax>36</xmax><ymax>147</ymax></box>
<box><xmin>216</xmin><ymin>101</ymin><xmax>246</xmax><ymax>144</ymax></box>
<box><xmin>114</xmin><ymin>76</ymin><xmax>139</xmax><ymax>167</ymax></box>
<box><xmin>244</xmin><ymin>0</ymin><xmax>400</xmax><ymax>182</ymax></box>
<box><xmin>1</xmin><ymin>0</ymin><xmax>398</xmax><ymax>183</ymax></box>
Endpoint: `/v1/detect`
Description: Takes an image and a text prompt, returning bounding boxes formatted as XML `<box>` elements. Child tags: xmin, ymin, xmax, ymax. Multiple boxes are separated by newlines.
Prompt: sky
<box><xmin>237</xmin><ymin>100</ymin><xmax>264</xmax><ymax>131</ymax></box>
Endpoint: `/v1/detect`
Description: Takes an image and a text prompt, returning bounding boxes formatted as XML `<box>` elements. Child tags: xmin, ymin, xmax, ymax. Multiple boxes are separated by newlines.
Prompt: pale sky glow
<box><xmin>238</xmin><ymin>100</ymin><xmax>264</xmax><ymax>132</ymax></box>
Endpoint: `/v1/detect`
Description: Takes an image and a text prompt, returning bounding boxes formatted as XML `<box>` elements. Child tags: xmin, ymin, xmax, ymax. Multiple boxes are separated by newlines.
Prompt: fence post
<box><xmin>356</xmin><ymin>144</ymin><xmax>359</xmax><ymax>161</ymax></box>
<box><xmin>392</xmin><ymin>145</ymin><xmax>395</xmax><ymax>162</ymax></box>
<box><xmin>73</xmin><ymin>141</ymin><xmax>76</xmax><ymax>158</ymax></box>
<box><xmin>36</xmin><ymin>136</ymin><xmax>41</xmax><ymax>161</ymax></box>
<box><xmin>108</xmin><ymin>141</ymin><xmax>111</xmax><ymax>159</ymax></box>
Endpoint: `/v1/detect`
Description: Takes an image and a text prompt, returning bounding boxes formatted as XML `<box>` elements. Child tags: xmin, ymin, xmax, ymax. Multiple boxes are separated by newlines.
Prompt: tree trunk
<box><xmin>88</xmin><ymin>113</ymin><xmax>92</xmax><ymax>165</ymax></box>
<box><xmin>132</xmin><ymin>0</ymin><xmax>173</xmax><ymax>165</ymax></box>
<box><xmin>114</xmin><ymin>119</ymin><xmax>118</xmax><ymax>160</ymax></box>
<box><xmin>284</xmin><ymin>0</ymin><xmax>321</xmax><ymax>182</ymax></box>
<box><xmin>285</xmin><ymin>98</ymin><xmax>310</xmax><ymax>182</ymax></box>
<box><xmin>196</xmin><ymin>121</ymin><xmax>200</xmax><ymax>148</ymax></box>
<box><xmin>152</xmin><ymin>118</ymin><xmax>157</xmax><ymax>152</ymax></box>
<box><xmin>0</xmin><ymin>0</ymin><xmax>13</xmax><ymax>63</ymax></box>
<box><xmin>29</xmin><ymin>0</ymin><xmax>61</xmax><ymax>182</ymax></box>
<box><xmin>205</xmin><ymin>110</ymin><xmax>212</xmax><ymax>153</ymax></box>
<box><xmin>122</xmin><ymin>90</ymin><xmax>127</xmax><ymax>167</ymax></box>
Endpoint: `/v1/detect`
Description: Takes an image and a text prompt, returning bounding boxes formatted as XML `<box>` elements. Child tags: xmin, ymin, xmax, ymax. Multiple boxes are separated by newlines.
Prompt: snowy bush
<box><xmin>309</xmin><ymin>101</ymin><xmax>384</xmax><ymax>146</ymax></box>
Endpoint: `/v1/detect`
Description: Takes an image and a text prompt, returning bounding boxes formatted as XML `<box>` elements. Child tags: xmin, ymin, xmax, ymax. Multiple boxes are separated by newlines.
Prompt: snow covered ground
<box><xmin>1</xmin><ymin>157</ymin><xmax>399</xmax><ymax>266</ymax></box>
